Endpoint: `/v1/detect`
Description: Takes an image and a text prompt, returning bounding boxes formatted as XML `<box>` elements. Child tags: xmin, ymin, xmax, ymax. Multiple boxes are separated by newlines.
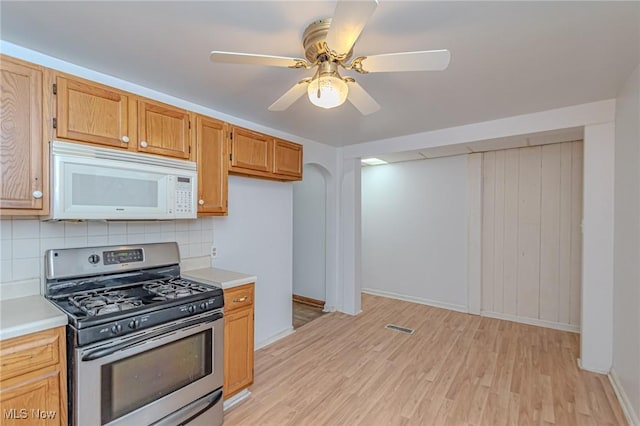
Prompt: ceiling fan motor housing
<box><xmin>302</xmin><ymin>18</ymin><xmax>353</xmax><ymax>63</ymax></box>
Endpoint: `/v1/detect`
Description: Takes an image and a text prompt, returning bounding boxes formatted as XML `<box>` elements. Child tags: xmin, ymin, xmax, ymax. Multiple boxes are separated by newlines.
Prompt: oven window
<box><xmin>101</xmin><ymin>330</ymin><xmax>212</xmax><ymax>424</ymax></box>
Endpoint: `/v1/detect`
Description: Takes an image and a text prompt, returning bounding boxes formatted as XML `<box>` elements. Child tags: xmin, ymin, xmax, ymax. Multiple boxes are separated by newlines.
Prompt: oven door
<box><xmin>74</xmin><ymin>312</ymin><xmax>223</xmax><ymax>426</ymax></box>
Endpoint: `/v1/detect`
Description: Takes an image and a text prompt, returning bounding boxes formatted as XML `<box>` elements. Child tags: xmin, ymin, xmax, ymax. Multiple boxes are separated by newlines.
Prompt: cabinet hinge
<box><xmin>229</xmin><ymin>131</ymin><xmax>233</xmax><ymax>140</ymax></box>
<box><xmin>188</xmin><ymin>146</ymin><xmax>191</xmax><ymax>154</ymax></box>
<box><xmin>229</xmin><ymin>153</ymin><xmax>232</xmax><ymax>161</ymax></box>
<box><xmin>189</xmin><ymin>121</ymin><xmax>191</xmax><ymax>130</ymax></box>
<box><xmin>52</xmin><ymin>84</ymin><xmax>57</xmax><ymax>95</ymax></box>
<box><xmin>52</xmin><ymin>118</ymin><xmax>57</xmax><ymax>129</ymax></box>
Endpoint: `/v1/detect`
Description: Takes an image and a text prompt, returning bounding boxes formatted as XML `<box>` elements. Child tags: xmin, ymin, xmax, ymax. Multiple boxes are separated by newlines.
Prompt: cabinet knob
<box><xmin>121</xmin><ymin>136</ymin><xmax>130</xmax><ymax>143</ymax></box>
<box><xmin>140</xmin><ymin>141</ymin><xmax>148</xmax><ymax>148</ymax></box>
<box><xmin>32</xmin><ymin>190</ymin><xmax>43</xmax><ymax>199</ymax></box>
<box><xmin>198</xmin><ymin>199</ymin><xmax>205</xmax><ymax>205</ymax></box>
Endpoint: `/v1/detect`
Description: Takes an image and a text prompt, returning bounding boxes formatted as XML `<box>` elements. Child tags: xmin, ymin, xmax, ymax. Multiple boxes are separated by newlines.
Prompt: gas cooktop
<box><xmin>49</xmin><ymin>275</ymin><xmax>222</xmax><ymax>323</ymax></box>
<box><xmin>45</xmin><ymin>243</ymin><xmax>224</xmax><ymax>346</ymax></box>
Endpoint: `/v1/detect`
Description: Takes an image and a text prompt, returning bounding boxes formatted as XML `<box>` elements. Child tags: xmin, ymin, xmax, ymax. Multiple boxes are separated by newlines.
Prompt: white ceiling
<box><xmin>1</xmin><ymin>1</ymin><xmax>638</xmax><ymax>147</ymax></box>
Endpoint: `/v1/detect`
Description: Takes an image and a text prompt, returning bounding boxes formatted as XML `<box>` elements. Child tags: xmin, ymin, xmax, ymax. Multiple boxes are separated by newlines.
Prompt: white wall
<box><xmin>212</xmin><ymin>176</ymin><xmax>293</xmax><ymax>348</ymax></box>
<box><xmin>0</xmin><ymin>217</ymin><xmax>213</xmax><ymax>300</ymax></box>
<box><xmin>581</xmin><ymin>123</ymin><xmax>615</xmax><ymax>373</ymax></box>
<box><xmin>361</xmin><ymin>155</ymin><xmax>469</xmax><ymax>311</ymax></box>
<box><xmin>481</xmin><ymin>142</ymin><xmax>583</xmax><ymax>332</ymax></box>
<box><xmin>613</xmin><ymin>64</ymin><xmax>640</xmax><ymax>425</ymax></box>
<box><xmin>292</xmin><ymin>164</ymin><xmax>326</xmax><ymax>302</ymax></box>
<box><xmin>339</xmin><ymin>158</ymin><xmax>362</xmax><ymax>315</ymax></box>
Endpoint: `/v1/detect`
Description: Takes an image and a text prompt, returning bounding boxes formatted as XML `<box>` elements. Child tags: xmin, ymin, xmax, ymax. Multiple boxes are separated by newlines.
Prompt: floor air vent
<box><xmin>385</xmin><ymin>324</ymin><xmax>415</xmax><ymax>334</ymax></box>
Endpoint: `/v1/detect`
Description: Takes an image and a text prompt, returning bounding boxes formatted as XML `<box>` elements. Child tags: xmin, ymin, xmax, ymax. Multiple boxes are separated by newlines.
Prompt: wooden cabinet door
<box><xmin>56</xmin><ymin>75</ymin><xmax>133</xmax><ymax>149</ymax></box>
<box><xmin>223</xmin><ymin>305</ymin><xmax>254</xmax><ymax>398</ymax></box>
<box><xmin>0</xmin><ymin>56</ymin><xmax>48</xmax><ymax>214</ymax></box>
<box><xmin>138</xmin><ymin>99</ymin><xmax>190</xmax><ymax>159</ymax></box>
<box><xmin>229</xmin><ymin>126</ymin><xmax>273</xmax><ymax>173</ymax></box>
<box><xmin>273</xmin><ymin>138</ymin><xmax>303</xmax><ymax>180</ymax></box>
<box><xmin>0</xmin><ymin>368</ymin><xmax>63</xmax><ymax>426</ymax></box>
<box><xmin>0</xmin><ymin>327</ymin><xmax>67</xmax><ymax>426</ymax></box>
<box><xmin>195</xmin><ymin>115</ymin><xmax>228</xmax><ymax>215</ymax></box>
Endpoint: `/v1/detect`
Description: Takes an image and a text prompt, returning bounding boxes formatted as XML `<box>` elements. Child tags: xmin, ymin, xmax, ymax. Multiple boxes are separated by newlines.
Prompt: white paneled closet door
<box><xmin>481</xmin><ymin>141</ymin><xmax>583</xmax><ymax>330</ymax></box>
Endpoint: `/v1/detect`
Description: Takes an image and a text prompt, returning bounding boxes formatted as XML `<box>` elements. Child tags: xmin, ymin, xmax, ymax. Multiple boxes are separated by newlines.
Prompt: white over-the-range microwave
<box><xmin>49</xmin><ymin>141</ymin><xmax>197</xmax><ymax>220</ymax></box>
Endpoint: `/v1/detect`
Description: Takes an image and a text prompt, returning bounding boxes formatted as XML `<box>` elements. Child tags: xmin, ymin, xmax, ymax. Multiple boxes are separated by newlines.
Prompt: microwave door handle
<box><xmin>82</xmin><ymin>312</ymin><xmax>222</xmax><ymax>361</ymax></box>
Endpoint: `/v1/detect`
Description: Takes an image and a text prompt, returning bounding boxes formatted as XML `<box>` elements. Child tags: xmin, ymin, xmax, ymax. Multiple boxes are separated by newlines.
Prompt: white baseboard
<box><xmin>577</xmin><ymin>357</ymin><xmax>610</xmax><ymax>375</ymax></box>
<box><xmin>362</xmin><ymin>288</ymin><xmax>468</xmax><ymax>313</ymax></box>
<box><xmin>609</xmin><ymin>368</ymin><xmax>640</xmax><ymax>426</ymax></box>
<box><xmin>322</xmin><ymin>304</ymin><xmax>336</xmax><ymax>313</ymax></box>
<box><xmin>223</xmin><ymin>389</ymin><xmax>251</xmax><ymax>411</ymax></box>
<box><xmin>255</xmin><ymin>326</ymin><xmax>295</xmax><ymax>350</ymax></box>
<box><xmin>481</xmin><ymin>310</ymin><xmax>580</xmax><ymax>333</ymax></box>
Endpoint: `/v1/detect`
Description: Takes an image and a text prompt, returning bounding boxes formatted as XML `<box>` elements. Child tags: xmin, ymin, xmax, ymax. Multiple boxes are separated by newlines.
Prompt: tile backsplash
<box><xmin>0</xmin><ymin>217</ymin><xmax>214</xmax><ymax>294</ymax></box>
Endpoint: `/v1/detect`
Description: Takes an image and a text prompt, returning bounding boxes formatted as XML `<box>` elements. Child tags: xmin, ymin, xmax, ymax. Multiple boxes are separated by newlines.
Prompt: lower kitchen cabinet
<box><xmin>0</xmin><ymin>327</ymin><xmax>67</xmax><ymax>425</ymax></box>
<box><xmin>223</xmin><ymin>283</ymin><xmax>255</xmax><ymax>399</ymax></box>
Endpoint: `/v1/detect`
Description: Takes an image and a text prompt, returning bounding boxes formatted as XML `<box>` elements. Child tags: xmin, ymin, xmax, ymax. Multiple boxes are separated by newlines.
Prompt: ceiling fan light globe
<box><xmin>307</xmin><ymin>75</ymin><xmax>348</xmax><ymax>109</ymax></box>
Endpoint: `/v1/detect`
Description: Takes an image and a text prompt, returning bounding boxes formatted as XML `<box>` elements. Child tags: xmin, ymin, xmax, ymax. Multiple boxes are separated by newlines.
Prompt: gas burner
<box><xmin>70</xmin><ymin>291</ymin><xmax>143</xmax><ymax>316</ymax></box>
<box><xmin>143</xmin><ymin>279</ymin><xmax>211</xmax><ymax>300</ymax></box>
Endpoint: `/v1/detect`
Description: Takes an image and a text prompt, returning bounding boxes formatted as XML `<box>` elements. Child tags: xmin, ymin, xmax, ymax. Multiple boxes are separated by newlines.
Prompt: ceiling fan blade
<box><xmin>210</xmin><ymin>51</ymin><xmax>306</xmax><ymax>68</ymax></box>
<box><xmin>268</xmin><ymin>79</ymin><xmax>311</xmax><ymax>111</ymax></box>
<box><xmin>362</xmin><ymin>49</ymin><xmax>451</xmax><ymax>73</ymax></box>
<box><xmin>325</xmin><ymin>0</ymin><xmax>378</xmax><ymax>57</ymax></box>
<box><xmin>346</xmin><ymin>81</ymin><xmax>380</xmax><ymax>115</ymax></box>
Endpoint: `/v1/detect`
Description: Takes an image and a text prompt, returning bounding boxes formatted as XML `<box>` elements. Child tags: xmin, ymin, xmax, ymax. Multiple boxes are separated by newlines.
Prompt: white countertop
<box><xmin>183</xmin><ymin>267</ymin><xmax>256</xmax><ymax>289</ymax></box>
<box><xmin>0</xmin><ymin>295</ymin><xmax>68</xmax><ymax>341</ymax></box>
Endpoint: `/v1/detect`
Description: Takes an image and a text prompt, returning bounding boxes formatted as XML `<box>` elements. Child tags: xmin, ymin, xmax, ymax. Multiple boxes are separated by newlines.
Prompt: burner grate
<box><xmin>70</xmin><ymin>291</ymin><xmax>143</xmax><ymax>316</ymax></box>
<box><xmin>143</xmin><ymin>279</ymin><xmax>210</xmax><ymax>300</ymax></box>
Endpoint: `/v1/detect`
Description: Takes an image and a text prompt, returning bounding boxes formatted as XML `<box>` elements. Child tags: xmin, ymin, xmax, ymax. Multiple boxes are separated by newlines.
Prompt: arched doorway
<box><xmin>292</xmin><ymin>163</ymin><xmax>329</xmax><ymax>326</ymax></box>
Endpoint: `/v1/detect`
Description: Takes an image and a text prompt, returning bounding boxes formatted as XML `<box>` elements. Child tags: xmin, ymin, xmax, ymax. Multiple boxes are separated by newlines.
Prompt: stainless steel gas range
<box><xmin>44</xmin><ymin>242</ymin><xmax>224</xmax><ymax>426</ymax></box>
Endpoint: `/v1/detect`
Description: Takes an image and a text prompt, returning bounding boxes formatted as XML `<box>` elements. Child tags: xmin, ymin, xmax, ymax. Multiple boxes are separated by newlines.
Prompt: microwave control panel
<box><xmin>175</xmin><ymin>176</ymin><xmax>194</xmax><ymax>216</ymax></box>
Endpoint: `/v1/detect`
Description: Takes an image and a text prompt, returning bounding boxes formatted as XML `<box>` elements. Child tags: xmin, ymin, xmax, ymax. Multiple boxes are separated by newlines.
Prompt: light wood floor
<box><xmin>225</xmin><ymin>294</ymin><xmax>627</xmax><ymax>426</ymax></box>
<box><xmin>293</xmin><ymin>301</ymin><xmax>326</xmax><ymax>329</ymax></box>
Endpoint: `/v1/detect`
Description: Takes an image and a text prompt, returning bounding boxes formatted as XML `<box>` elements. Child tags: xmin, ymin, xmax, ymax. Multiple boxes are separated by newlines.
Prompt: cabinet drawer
<box><xmin>0</xmin><ymin>327</ymin><xmax>63</xmax><ymax>381</ymax></box>
<box><xmin>224</xmin><ymin>284</ymin><xmax>254</xmax><ymax>313</ymax></box>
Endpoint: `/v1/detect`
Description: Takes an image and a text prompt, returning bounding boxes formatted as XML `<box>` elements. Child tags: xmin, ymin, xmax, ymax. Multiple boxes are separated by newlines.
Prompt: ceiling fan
<box><xmin>210</xmin><ymin>0</ymin><xmax>450</xmax><ymax>115</ymax></box>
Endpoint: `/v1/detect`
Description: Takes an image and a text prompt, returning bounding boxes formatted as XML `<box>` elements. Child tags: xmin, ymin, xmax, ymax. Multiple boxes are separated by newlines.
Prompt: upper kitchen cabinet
<box><xmin>55</xmin><ymin>74</ymin><xmax>191</xmax><ymax>160</ymax></box>
<box><xmin>0</xmin><ymin>55</ymin><xmax>49</xmax><ymax>215</ymax></box>
<box><xmin>229</xmin><ymin>126</ymin><xmax>303</xmax><ymax>182</ymax></box>
<box><xmin>193</xmin><ymin>114</ymin><xmax>228</xmax><ymax>215</ymax></box>
<box><xmin>55</xmin><ymin>74</ymin><xmax>135</xmax><ymax>150</ymax></box>
<box><xmin>273</xmin><ymin>138</ymin><xmax>303</xmax><ymax>179</ymax></box>
<box><xmin>229</xmin><ymin>126</ymin><xmax>273</xmax><ymax>174</ymax></box>
<box><xmin>137</xmin><ymin>98</ymin><xmax>191</xmax><ymax>160</ymax></box>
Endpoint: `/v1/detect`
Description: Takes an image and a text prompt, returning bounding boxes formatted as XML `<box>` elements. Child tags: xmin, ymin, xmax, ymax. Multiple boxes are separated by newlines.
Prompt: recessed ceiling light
<box><xmin>361</xmin><ymin>158</ymin><xmax>388</xmax><ymax>166</ymax></box>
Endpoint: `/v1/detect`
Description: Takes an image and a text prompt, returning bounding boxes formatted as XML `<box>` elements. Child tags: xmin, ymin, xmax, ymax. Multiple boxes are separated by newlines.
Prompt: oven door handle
<box><xmin>178</xmin><ymin>389</ymin><xmax>223</xmax><ymax>426</ymax></box>
<box><xmin>82</xmin><ymin>312</ymin><xmax>223</xmax><ymax>361</ymax></box>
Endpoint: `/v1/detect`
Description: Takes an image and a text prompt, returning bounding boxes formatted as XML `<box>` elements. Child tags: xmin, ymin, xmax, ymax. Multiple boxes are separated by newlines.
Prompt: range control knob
<box><xmin>128</xmin><ymin>320</ymin><xmax>137</xmax><ymax>329</ymax></box>
<box><xmin>200</xmin><ymin>302</ymin><xmax>208</xmax><ymax>310</ymax></box>
<box><xmin>111</xmin><ymin>324</ymin><xmax>122</xmax><ymax>335</ymax></box>
<box><xmin>88</xmin><ymin>254</ymin><xmax>101</xmax><ymax>264</ymax></box>
<box><xmin>187</xmin><ymin>305</ymin><xmax>196</xmax><ymax>314</ymax></box>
